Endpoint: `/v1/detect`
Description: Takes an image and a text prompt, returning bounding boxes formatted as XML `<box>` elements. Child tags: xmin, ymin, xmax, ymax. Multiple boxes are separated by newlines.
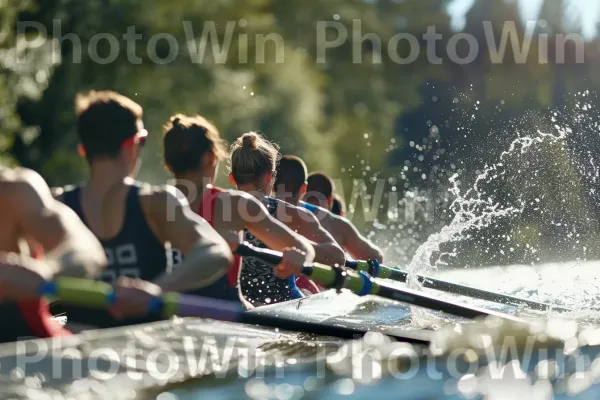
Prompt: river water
<box><xmin>1</xmin><ymin>262</ymin><xmax>600</xmax><ymax>400</ymax></box>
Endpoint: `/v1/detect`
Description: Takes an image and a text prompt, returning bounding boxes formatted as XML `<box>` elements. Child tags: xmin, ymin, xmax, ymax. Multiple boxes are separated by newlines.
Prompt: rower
<box><xmin>305</xmin><ymin>172</ymin><xmax>338</xmax><ymax>211</ymax></box>
<box><xmin>162</xmin><ymin>114</ymin><xmax>314</xmax><ymax>307</ymax></box>
<box><xmin>331</xmin><ymin>194</ymin><xmax>346</xmax><ymax>217</ymax></box>
<box><xmin>228</xmin><ymin>133</ymin><xmax>345</xmax><ymax>307</ymax></box>
<box><xmin>275</xmin><ymin>157</ymin><xmax>383</xmax><ymax>263</ymax></box>
<box><xmin>0</xmin><ymin>167</ymin><xmax>106</xmax><ymax>342</ymax></box>
<box><xmin>54</xmin><ymin>90</ymin><xmax>233</xmax><ymax>329</ymax></box>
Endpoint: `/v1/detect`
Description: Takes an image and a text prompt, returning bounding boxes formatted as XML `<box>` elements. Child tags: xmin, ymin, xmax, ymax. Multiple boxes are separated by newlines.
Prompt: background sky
<box><xmin>449</xmin><ymin>0</ymin><xmax>600</xmax><ymax>38</ymax></box>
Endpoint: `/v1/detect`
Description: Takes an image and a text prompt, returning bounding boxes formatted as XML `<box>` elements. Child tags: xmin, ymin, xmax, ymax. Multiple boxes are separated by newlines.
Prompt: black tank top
<box><xmin>239</xmin><ymin>197</ymin><xmax>302</xmax><ymax>307</ymax></box>
<box><xmin>59</xmin><ymin>182</ymin><xmax>167</xmax><ymax>328</ymax></box>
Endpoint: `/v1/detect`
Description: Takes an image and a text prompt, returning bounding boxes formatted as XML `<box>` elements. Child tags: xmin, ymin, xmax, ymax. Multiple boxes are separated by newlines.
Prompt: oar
<box><xmin>344</xmin><ymin>260</ymin><xmax>571</xmax><ymax>313</ymax></box>
<box><xmin>37</xmin><ymin>279</ymin><xmax>432</xmax><ymax>345</ymax></box>
<box><xmin>236</xmin><ymin>243</ymin><xmax>525</xmax><ymax>322</ymax></box>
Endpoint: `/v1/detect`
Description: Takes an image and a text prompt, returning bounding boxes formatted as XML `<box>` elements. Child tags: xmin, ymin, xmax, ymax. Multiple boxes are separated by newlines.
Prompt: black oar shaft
<box><xmin>374</xmin><ymin>280</ymin><xmax>522</xmax><ymax>321</ymax></box>
<box><xmin>346</xmin><ymin>260</ymin><xmax>568</xmax><ymax>312</ymax></box>
<box><xmin>303</xmin><ymin>264</ymin><xmax>523</xmax><ymax>322</ymax></box>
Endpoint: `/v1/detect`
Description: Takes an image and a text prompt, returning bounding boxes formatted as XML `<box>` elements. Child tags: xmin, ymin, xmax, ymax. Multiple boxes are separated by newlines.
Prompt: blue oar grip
<box><xmin>106</xmin><ymin>290</ymin><xmax>117</xmax><ymax>305</ymax></box>
<box><xmin>148</xmin><ymin>296</ymin><xmax>164</xmax><ymax>313</ymax></box>
<box><xmin>38</xmin><ymin>281</ymin><xmax>57</xmax><ymax>297</ymax></box>
<box><xmin>358</xmin><ymin>271</ymin><xmax>373</xmax><ymax>296</ymax></box>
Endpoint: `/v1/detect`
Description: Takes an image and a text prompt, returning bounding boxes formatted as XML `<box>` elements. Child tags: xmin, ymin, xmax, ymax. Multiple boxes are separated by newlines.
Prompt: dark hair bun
<box><xmin>172</xmin><ymin>117</ymin><xmax>181</xmax><ymax>127</ymax></box>
<box><xmin>241</xmin><ymin>133</ymin><xmax>258</xmax><ymax>149</ymax></box>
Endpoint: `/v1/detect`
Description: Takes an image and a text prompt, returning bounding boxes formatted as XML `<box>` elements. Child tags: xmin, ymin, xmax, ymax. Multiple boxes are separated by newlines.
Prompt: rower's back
<box><xmin>57</xmin><ymin>181</ymin><xmax>168</xmax><ymax>327</ymax></box>
<box><xmin>239</xmin><ymin>196</ymin><xmax>302</xmax><ymax>306</ymax></box>
<box><xmin>60</xmin><ymin>182</ymin><xmax>167</xmax><ymax>284</ymax></box>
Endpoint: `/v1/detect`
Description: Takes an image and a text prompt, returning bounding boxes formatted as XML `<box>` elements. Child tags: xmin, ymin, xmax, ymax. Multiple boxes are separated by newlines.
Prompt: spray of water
<box><xmin>407</xmin><ymin>126</ymin><xmax>569</xmax><ymax>282</ymax></box>
<box><xmin>398</xmin><ymin>112</ymin><xmax>594</xmax><ymax>322</ymax></box>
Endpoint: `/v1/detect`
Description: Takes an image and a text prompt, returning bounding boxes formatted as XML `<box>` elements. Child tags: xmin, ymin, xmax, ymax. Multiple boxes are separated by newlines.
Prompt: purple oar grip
<box><xmin>175</xmin><ymin>294</ymin><xmax>245</xmax><ymax>322</ymax></box>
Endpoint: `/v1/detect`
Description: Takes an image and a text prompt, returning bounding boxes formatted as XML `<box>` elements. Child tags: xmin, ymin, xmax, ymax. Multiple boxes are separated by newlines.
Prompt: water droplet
<box><xmin>334</xmin><ymin>379</ymin><xmax>355</xmax><ymax>395</ymax></box>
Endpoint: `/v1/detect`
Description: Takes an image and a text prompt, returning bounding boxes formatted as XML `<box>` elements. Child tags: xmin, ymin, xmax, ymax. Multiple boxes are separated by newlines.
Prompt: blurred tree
<box><xmin>0</xmin><ymin>0</ymin><xmax>55</xmax><ymax>166</ymax></box>
<box><xmin>4</xmin><ymin>0</ymin><xmax>600</xmax><ymax>267</ymax></box>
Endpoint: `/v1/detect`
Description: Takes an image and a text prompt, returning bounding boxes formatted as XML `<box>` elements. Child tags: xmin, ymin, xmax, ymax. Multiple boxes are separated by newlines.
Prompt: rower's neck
<box><xmin>86</xmin><ymin>161</ymin><xmax>131</xmax><ymax>193</ymax></box>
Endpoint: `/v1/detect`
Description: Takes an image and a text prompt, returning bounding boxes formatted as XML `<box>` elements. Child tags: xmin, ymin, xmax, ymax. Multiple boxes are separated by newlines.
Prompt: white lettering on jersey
<box><xmin>101</xmin><ymin>243</ymin><xmax>141</xmax><ymax>284</ymax></box>
<box><xmin>171</xmin><ymin>248</ymin><xmax>184</xmax><ymax>267</ymax></box>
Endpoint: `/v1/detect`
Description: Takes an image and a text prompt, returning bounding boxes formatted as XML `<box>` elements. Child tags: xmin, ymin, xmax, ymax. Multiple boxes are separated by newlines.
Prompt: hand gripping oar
<box><xmin>236</xmin><ymin>243</ymin><xmax>524</xmax><ymax>323</ymax></box>
<box><xmin>345</xmin><ymin>260</ymin><xmax>571</xmax><ymax>313</ymax></box>
<box><xmin>36</xmin><ymin>279</ymin><xmax>431</xmax><ymax>345</ymax></box>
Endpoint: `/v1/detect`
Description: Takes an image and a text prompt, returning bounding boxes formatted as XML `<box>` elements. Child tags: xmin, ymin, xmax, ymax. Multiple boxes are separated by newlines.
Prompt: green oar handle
<box><xmin>236</xmin><ymin>242</ymin><xmax>375</xmax><ymax>296</ymax></box>
<box><xmin>302</xmin><ymin>263</ymin><xmax>376</xmax><ymax>296</ymax></box>
<box><xmin>41</xmin><ymin>278</ymin><xmax>179</xmax><ymax>318</ymax></box>
<box><xmin>40</xmin><ymin>279</ymin><xmax>116</xmax><ymax>308</ymax></box>
<box><xmin>346</xmin><ymin>260</ymin><xmax>407</xmax><ymax>281</ymax></box>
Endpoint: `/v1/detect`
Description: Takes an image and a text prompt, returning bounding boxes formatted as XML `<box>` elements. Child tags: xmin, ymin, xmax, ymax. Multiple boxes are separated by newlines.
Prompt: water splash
<box><xmin>403</xmin><ymin>123</ymin><xmax>575</xmax><ymax>319</ymax></box>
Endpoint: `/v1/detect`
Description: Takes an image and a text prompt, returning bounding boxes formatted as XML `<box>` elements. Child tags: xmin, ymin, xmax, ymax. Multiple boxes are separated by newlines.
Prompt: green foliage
<box><xmin>4</xmin><ymin>0</ymin><xmax>600</xmax><ymax>267</ymax></box>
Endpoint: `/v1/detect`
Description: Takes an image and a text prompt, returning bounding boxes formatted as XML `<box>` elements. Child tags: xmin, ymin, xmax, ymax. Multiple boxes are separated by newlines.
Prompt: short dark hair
<box><xmin>305</xmin><ymin>172</ymin><xmax>334</xmax><ymax>202</ymax></box>
<box><xmin>275</xmin><ymin>155</ymin><xmax>308</xmax><ymax>196</ymax></box>
<box><xmin>163</xmin><ymin>114</ymin><xmax>227</xmax><ymax>175</ymax></box>
<box><xmin>75</xmin><ymin>90</ymin><xmax>143</xmax><ymax>160</ymax></box>
<box><xmin>331</xmin><ymin>194</ymin><xmax>345</xmax><ymax>216</ymax></box>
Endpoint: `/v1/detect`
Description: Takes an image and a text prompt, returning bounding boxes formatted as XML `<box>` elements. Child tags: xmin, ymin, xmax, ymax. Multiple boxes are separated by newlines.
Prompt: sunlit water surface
<box><xmin>2</xmin><ymin>264</ymin><xmax>600</xmax><ymax>400</ymax></box>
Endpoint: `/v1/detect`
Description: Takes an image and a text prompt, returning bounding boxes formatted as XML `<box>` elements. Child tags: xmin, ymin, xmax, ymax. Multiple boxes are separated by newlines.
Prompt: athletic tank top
<box><xmin>239</xmin><ymin>197</ymin><xmax>303</xmax><ymax>307</ymax></box>
<box><xmin>59</xmin><ymin>183</ymin><xmax>166</xmax><ymax>328</ymax></box>
<box><xmin>170</xmin><ymin>187</ymin><xmax>241</xmax><ymax>302</ymax></box>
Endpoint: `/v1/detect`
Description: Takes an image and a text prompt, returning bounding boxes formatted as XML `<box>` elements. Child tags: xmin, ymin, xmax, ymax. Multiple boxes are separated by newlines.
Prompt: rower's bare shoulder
<box><xmin>286</xmin><ymin>203</ymin><xmax>323</xmax><ymax>226</ymax></box>
<box><xmin>51</xmin><ymin>186</ymin><xmax>65</xmax><ymax>201</ymax></box>
<box><xmin>138</xmin><ymin>183</ymin><xmax>189</xmax><ymax>215</ymax></box>
<box><xmin>294</xmin><ymin>204</ymin><xmax>315</xmax><ymax>219</ymax></box>
<box><xmin>222</xmin><ymin>189</ymin><xmax>261</xmax><ymax>210</ymax></box>
<box><xmin>0</xmin><ymin>168</ymin><xmax>52</xmax><ymax>204</ymax></box>
<box><xmin>0</xmin><ymin>167</ymin><xmax>40</xmax><ymax>186</ymax></box>
<box><xmin>325</xmin><ymin>211</ymin><xmax>347</xmax><ymax>227</ymax></box>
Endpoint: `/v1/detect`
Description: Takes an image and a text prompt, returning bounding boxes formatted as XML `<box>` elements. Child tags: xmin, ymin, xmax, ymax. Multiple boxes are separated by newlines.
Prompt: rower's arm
<box><xmin>12</xmin><ymin>170</ymin><xmax>107</xmax><ymax>278</ymax></box>
<box><xmin>336</xmin><ymin>217</ymin><xmax>383</xmax><ymax>263</ymax></box>
<box><xmin>144</xmin><ymin>187</ymin><xmax>233</xmax><ymax>292</ymax></box>
<box><xmin>289</xmin><ymin>206</ymin><xmax>346</xmax><ymax>267</ymax></box>
<box><xmin>230</xmin><ymin>193</ymin><xmax>315</xmax><ymax>264</ymax></box>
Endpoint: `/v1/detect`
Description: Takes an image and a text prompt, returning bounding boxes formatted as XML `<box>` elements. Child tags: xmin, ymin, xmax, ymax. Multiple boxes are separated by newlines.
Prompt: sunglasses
<box><xmin>120</xmin><ymin>129</ymin><xmax>148</xmax><ymax>148</ymax></box>
<box><xmin>78</xmin><ymin>129</ymin><xmax>148</xmax><ymax>157</ymax></box>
